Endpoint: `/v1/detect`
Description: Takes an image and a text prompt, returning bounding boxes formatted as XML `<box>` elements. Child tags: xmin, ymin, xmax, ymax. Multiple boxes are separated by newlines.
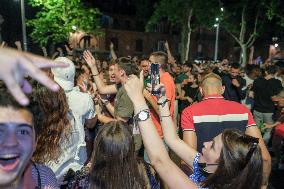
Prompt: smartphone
<box><xmin>150</xmin><ymin>63</ymin><xmax>160</xmax><ymax>95</ymax></box>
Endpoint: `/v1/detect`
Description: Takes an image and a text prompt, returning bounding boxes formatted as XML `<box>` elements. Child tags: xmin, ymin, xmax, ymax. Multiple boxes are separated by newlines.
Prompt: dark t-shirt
<box><xmin>222</xmin><ymin>74</ymin><xmax>246</xmax><ymax>103</ymax></box>
<box><xmin>252</xmin><ymin>77</ymin><xmax>283</xmax><ymax>113</ymax></box>
<box><xmin>179</xmin><ymin>84</ymin><xmax>200</xmax><ymax>113</ymax></box>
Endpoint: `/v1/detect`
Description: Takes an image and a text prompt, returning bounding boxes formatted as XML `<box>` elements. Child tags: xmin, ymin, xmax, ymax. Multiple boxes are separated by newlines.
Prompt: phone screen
<box><xmin>150</xmin><ymin>63</ymin><xmax>160</xmax><ymax>95</ymax></box>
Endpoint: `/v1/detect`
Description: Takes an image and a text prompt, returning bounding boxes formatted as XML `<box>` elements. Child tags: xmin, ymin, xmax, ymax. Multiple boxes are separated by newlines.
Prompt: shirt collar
<box><xmin>202</xmin><ymin>95</ymin><xmax>224</xmax><ymax>101</ymax></box>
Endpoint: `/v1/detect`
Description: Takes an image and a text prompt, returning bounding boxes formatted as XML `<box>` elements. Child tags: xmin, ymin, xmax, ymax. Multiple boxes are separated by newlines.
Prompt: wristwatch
<box><xmin>134</xmin><ymin>109</ymin><xmax>150</xmax><ymax>123</ymax></box>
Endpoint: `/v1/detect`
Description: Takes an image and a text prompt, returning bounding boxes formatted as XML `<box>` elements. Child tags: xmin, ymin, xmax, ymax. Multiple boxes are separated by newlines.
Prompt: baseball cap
<box><xmin>51</xmin><ymin>57</ymin><xmax>75</xmax><ymax>91</ymax></box>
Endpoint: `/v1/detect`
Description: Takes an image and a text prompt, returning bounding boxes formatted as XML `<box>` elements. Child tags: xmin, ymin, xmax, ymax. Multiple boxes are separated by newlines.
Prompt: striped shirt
<box><xmin>181</xmin><ymin>95</ymin><xmax>256</xmax><ymax>152</ymax></box>
<box><xmin>32</xmin><ymin>163</ymin><xmax>59</xmax><ymax>189</ymax></box>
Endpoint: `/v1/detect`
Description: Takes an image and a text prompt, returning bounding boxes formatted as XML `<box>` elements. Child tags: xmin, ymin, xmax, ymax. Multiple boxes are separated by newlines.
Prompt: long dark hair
<box><xmin>89</xmin><ymin>121</ymin><xmax>146</xmax><ymax>189</ymax></box>
<box><xmin>202</xmin><ymin>129</ymin><xmax>263</xmax><ymax>189</ymax></box>
<box><xmin>32</xmin><ymin>84</ymin><xmax>71</xmax><ymax>164</ymax></box>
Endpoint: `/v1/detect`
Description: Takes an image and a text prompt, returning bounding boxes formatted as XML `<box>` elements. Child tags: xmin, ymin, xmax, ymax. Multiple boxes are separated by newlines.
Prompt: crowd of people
<box><xmin>0</xmin><ymin>39</ymin><xmax>283</xmax><ymax>189</ymax></box>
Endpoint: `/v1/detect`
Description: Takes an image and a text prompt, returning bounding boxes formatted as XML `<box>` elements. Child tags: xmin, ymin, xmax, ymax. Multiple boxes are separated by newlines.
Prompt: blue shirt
<box><xmin>189</xmin><ymin>153</ymin><xmax>208</xmax><ymax>189</ymax></box>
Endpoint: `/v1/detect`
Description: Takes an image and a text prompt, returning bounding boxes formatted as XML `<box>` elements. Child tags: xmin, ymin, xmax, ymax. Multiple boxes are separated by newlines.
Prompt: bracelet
<box><xmin>92</xmin><ymin>72</ymin><xmax>100</xmax><ymax>77</ymax></box>
<box><xmin>160</xmin><ymin>114</ymin><xmax>171</xmax><ymax>118</ymax></box>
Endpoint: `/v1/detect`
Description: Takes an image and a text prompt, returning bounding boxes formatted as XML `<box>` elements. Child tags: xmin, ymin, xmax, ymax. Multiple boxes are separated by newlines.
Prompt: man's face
<box><xmin>140</xmin><ymin>60</ymin><xmax>149</xmax><ymax>77</ymax></box>
<box><xmin>230</xmin><ymin>68</ymin><xmax>240</xmax><ymax>78</ymax></box>
<box><xmin>175</xmin><ymin>66</ymin><xmax>181</xmax><ymax>75</ymax></box>
<box><xmin>113</xmin><ymin>64</ymin><xmax>123</xmax><ymax>84</ymax></box>
<box><xmin>108</xmin><ymin>65</ymin><xmax>116</xmax><ymax>83</ymax></box>
<box><xmin>0</xmin><ymin>107</ymin><xmax>35</xmax><ymax>187</ymax></box>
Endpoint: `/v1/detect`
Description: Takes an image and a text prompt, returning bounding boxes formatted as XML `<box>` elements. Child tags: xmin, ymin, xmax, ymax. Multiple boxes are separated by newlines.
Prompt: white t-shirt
<box><xmin>49</xmin><ymin>87</ymin><xmax>96</xmax><ymax>179</ymax></box>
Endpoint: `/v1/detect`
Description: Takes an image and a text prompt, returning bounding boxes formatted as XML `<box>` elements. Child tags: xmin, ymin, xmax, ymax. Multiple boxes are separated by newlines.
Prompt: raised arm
<box><xmin>83</xmin><ymin>50</ymin><xmax>117</xmax><ymax>94</ymax></box>
<box><xmin>110</xmin><ymin>42</ymin><xmax>117</xmax><ymax>60</ymax></box>
<box><xmin>157</xmin><ymin>88</ymin><xmax>198</xmax><ymax>167</ymax></box>
<box><xmin>124</xmin><ymin>76</ymin><xmax>198</xmax><ymax>189</ymax></box>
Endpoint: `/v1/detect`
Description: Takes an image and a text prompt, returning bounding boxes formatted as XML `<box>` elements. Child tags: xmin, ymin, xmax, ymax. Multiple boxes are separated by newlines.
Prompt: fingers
<box><xmin>24</xmin><ymin>52</ymin><xmax>68</xmax><ymax>68</ymax></box>
<box><xmin>2</xmin><ymin>72</ymin><xmax>29</xmax><ymax>105</ymax></box>
<box><xmin>20</xmin><ymin>57</ymin><xmax>60</xmax><ymax>91</ymax></box>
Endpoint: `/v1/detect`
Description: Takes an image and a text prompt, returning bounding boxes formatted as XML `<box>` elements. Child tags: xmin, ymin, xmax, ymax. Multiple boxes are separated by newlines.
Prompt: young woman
<box><xmin>124</xmin><ymin>75</ymin><xmax>263</xmax><ymax>189</ymax></box>
<box><xmin>65</xmin><ymin>121</ymin><xmax>160</xmax><ymax>189</ymax></box>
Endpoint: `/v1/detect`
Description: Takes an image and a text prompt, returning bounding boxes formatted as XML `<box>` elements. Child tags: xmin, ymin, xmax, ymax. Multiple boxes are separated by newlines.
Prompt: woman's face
<box><xmin>202</xmin><ymin>134</ymin><xmax>223</xmax><ymax>165</ymax></box>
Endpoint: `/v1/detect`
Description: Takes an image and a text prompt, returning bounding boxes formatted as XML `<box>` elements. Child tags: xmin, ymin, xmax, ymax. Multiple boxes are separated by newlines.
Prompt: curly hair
<box><xmin>32</xmin><ymin>84</ymin><xmax>71</xmax><ymax>164</ymax></box>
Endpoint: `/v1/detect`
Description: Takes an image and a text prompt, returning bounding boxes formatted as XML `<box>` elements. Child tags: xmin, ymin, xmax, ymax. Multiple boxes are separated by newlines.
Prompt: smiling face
<box><xmin>202</xmin><ymin>134</ymin><xmax>223</xmax><ymax>166</ymax></box>
<box><xmin>0</xmin><ymin>107</ymin><xmax>35</xmax><ymax>187</ymax></box>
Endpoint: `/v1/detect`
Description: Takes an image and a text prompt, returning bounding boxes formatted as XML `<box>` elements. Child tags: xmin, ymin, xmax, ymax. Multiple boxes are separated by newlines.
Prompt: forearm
<box><xmin>105</xmin><ymin>103</ymin><xmax>115</xmax><ymax>117</ymax></box>
<box><xmin>134</xmin><ymin>97</ymin><xmax>170</xmax><ymax>163</ymax></box>
<box><xmin>143</xmin><ymin>89</ymin><xmax>159</xmax><ymax>114</ymax></box>
<box><xmin>110</xmin><ymin>48</ymin><xmax>117</xmax><ymax>60</ymax></box>
<box><xmin>97</xmin><ymin>114</ymin><xmax>115</xmax><ymax>124</ymax></box>
<box><xmin>159</xmin><ymin>99</ymin><xmax>197</xmax><ymax>166</ymax></box>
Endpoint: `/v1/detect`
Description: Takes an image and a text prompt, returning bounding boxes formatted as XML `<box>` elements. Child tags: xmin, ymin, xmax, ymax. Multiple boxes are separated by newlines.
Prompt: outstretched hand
<box><xmin>0</xmin><ymin>47</ymin><xmax>68</xmax><ymax>105</ymax></box>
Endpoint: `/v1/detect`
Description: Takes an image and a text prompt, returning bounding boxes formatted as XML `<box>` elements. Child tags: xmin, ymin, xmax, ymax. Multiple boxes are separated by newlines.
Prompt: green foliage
<box><xmin>146</xmin><ymin>0</ymin><xmax>219</xmax><ymax>32</ymax></box>
<box><xmin>27</xmin><ymin>0</ymin><xmax>102</xmax><ymax>46</ymax></box>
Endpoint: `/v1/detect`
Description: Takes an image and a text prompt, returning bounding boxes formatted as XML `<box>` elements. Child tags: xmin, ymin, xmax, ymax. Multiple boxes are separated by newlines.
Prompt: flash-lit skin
<box><xmin>200</xmin><ymin>134</ymin><xmax>223</xmax><ymax>169</ymax></box>
<box><xmin>114</xmin><ymin>64</ymin><xmax>124</xmax><ymax>84</ymax></box>
<box><xmin>0</xmin><ymin>107</ymin><xmax>35</xmax><ymax>188</ymax></box>
<box><xmin>108</xmin><ymin>65</ymin><xmax>116</xmax><ymax>83</ymax></box>
<box><xmin>140</xmin><ymin>60</ymin><xmax>149</xmax><ymax>77</ymax></box>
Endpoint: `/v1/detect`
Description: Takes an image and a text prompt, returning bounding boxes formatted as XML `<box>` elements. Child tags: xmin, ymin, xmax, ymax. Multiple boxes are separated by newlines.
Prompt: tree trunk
<box><xmin>240</xmin><ymin>44</ymin><xmax>247</xmax><ymax>65</ymax></box>
<box><xmin>184</xmin><ymin>9</ymin><xmax>193</xmax><ymax>63</ymax></box>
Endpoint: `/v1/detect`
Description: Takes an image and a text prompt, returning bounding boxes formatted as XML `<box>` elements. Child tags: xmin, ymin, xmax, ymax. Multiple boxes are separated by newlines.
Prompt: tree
<box><xmin>27</xmin><ymin>0</ymin><xmax>102</xmax><ymax>46</ymax></box>
<box><xmin>219</xmin><ymin>0</ymin><xmax>271</xmax><ymax>65</ymax></box>
<box><xmin>146</xmin><ymin>0</ymin><xmax>219</xmax><ymax>63</ymax></box>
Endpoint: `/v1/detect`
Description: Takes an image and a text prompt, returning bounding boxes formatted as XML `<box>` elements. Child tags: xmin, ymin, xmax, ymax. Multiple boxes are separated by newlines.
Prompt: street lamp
<box><xmin>15</xmin><ymin>0</ymin><xmax>27</xmax><ymax>51</ymax></box>
<box><xmin>214</xmin><ymin>18</ymin><xmax>220</xmax><ymax>62</ymax></box>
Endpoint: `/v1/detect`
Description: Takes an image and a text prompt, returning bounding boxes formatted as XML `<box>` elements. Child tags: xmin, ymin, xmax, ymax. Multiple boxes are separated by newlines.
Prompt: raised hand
<box><xmin>110</xmin><ymin>42</ymin><xmax>114</xmax><ymax>49</ymax></box>
<box><xmin>83</xmin><ymin>50</ymin><xmax>96</xmax><ymax>69</ymax></box>
<box><xmin>0</xmin><ymin>47</ymin><xmax>68</xmax><ymax>105</ymax></box>
<box><xmin>124</xmin><ymin>75</ymin><xmax>144</xmax><ymax>102</ymax></box>
<box><xmin>164</xmin><ymin>41</ymin><xmax>169</xmax><ymax>50</ymax></box>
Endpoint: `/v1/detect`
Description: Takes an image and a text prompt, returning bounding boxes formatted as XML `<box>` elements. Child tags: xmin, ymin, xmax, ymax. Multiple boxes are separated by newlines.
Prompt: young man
<box><xmin>0</xmin><ymin>88</ymin><xmax>58</xmax><ymax>188</ymax></box>
<box><xmin>83</xmin><ymin>51</ymin><xmax>142</xmax><ymax>152</ymax></box>
<box><xmin>83</xmin><ymin>50</ymin><xmax>138</xmax><ymax>123</ymax></box>
<box><xmin>222</xmin><ymin>62</ymin><xmax>246</xmax><ymax>103</ymax></box>
<box><xmin>143</xmin><ymin>52</ymin><xmax>176</xmax><ymax>165</ymax></box>
<box><xmin>251</xmin><ymin>65</ymin><xmax>283</xmax><ymax>144</ymax></box>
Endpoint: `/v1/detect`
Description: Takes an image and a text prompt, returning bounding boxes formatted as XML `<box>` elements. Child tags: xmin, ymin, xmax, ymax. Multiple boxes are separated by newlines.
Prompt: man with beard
<box><xmin>222</xmin><ymin>62</ymin><xmax>246</xmax><ymax>103</ymax></box>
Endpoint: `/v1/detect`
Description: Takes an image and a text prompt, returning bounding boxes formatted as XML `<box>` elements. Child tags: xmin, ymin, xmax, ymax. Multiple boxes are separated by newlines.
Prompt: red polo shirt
<box><xmin>181</xmin><ymin>95</ymin><xmax>256</xmax><ymax>152</ymax></box>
